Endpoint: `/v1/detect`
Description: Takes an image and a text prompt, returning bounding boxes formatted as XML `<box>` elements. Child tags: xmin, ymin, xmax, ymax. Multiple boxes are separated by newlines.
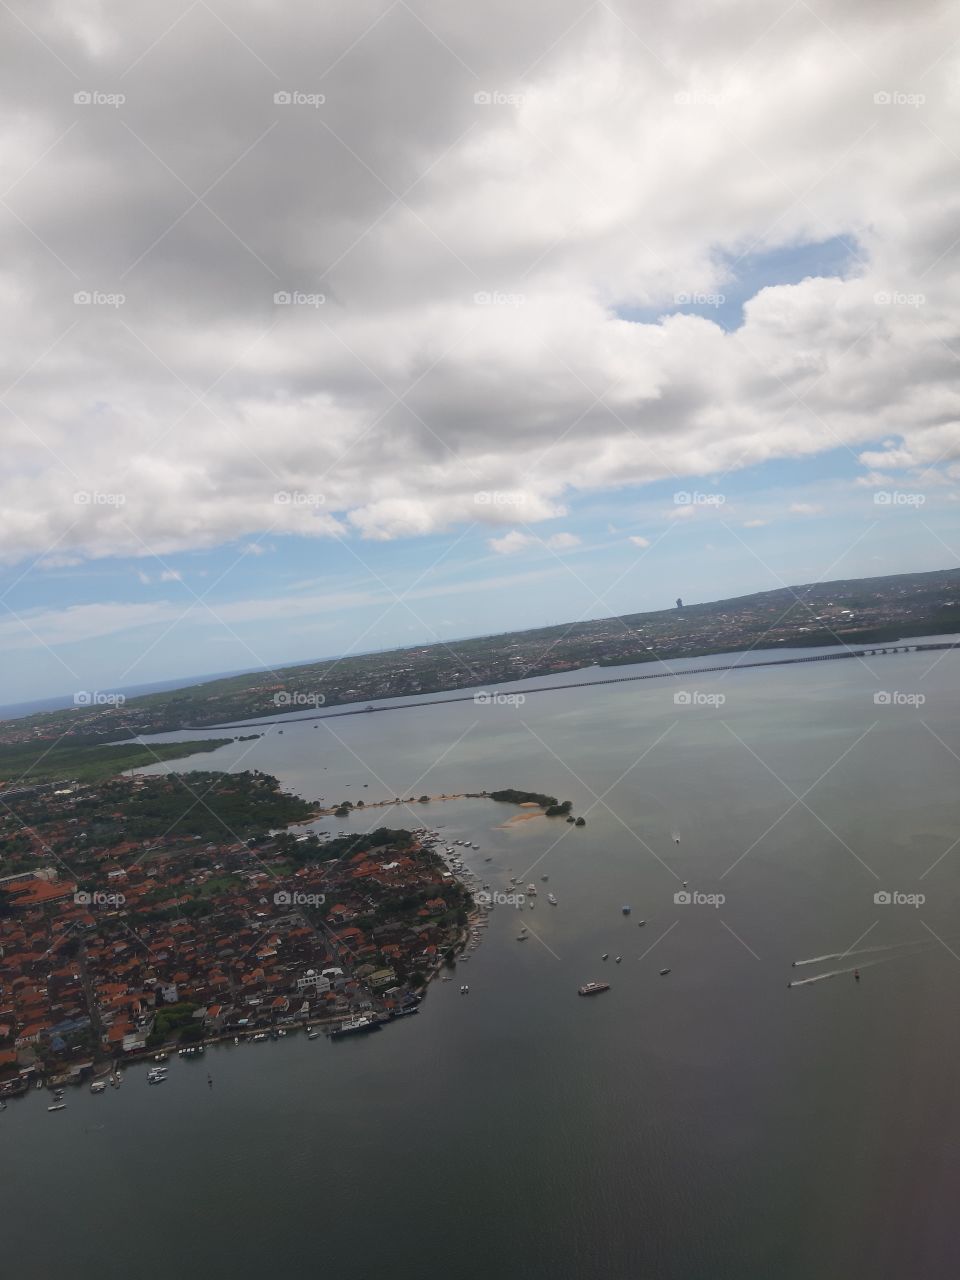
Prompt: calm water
<box><xmin>4</xmin><ymin>644</ymin><xmax>960</xmax><ymax>1279</ymax></box>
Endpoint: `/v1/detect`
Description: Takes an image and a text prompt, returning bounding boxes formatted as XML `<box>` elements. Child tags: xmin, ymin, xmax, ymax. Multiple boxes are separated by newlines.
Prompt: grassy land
<box><xmin>0</xmin><ymin>738</ymin><xmax>232</xmax><ymax>785</ymax></box>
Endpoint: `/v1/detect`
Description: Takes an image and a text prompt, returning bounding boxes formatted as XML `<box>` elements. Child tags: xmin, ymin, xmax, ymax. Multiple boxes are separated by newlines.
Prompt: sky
<box><xmin>1</xmin><ymin>0</ymin><xmax>959</xmax><ymax>704</ymax></box>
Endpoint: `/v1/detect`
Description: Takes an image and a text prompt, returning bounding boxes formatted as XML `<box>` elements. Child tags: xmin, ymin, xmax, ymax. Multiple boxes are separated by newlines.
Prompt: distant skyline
<box><xmin>2</xmin><ymin>1</ymin><xmax>959</xmax><ymax>702</ymax></box>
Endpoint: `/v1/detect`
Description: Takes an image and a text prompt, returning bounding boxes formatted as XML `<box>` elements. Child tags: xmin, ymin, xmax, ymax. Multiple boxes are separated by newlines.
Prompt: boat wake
<box><xmin>788</xmin><ymin>944</ymin><xmax>939</xmax><ymax>987</ymax></box>
<box><xmin>791</xmin><ymin>938</ymin><xmax>944</xmax><ymax>968</ymax></box>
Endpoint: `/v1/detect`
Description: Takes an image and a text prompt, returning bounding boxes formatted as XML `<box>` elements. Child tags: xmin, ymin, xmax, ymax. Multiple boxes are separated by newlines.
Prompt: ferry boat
<box><xmin>330</xmin><ymin>1015</ymin><xmax>381</xmax><ymax>1039</ymax></box>
<box><xmin>578</xmin><ymin>981</ymin><xmax>610</xmax><ymax>996</ymax></box>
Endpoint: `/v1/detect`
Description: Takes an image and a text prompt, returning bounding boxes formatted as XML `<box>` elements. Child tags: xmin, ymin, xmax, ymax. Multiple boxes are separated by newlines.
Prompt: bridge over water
<box><xmin>205</xmin><ymin>640</ymin><xmax>960</xmax><ymax>731</ymax></box>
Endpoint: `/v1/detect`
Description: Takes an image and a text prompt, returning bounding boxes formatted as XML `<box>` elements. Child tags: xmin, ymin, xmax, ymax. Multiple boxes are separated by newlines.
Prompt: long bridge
<box><xmin>204</xmin><ymin>640</ymin><xmax>959</xmax><ymax>730</ymax></box>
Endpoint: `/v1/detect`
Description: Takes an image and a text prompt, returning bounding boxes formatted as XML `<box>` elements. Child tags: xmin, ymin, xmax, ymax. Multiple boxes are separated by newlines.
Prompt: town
<box><xmin>0</xmin><ymin>771</ymin><xmax>480</xmax><ymax>1098</ymax></box>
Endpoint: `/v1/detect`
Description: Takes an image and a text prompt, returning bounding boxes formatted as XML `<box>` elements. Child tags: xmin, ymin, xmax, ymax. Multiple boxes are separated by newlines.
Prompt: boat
<box><xmin>615</xmin><ymin>956</ymin><xmax>622</xmax><ymax>963</ymax></box>
<box><xmin>659</xmin><ymin>968</ymin><xmax>671</xmax><ymax>976</ymax></box>
<box><xmin>147</xmin><ymin>1074</ymin><xmax>167</xmax><ymax>1085</ymax></box>
<box><xmin>547</xmin><ymin>893</ymin><xmax>558</xmax><ymax>905</ymax></box>
<box><xmin>252</xmin><ymin>1032</ymin><xmax>268</xmax><ymax>1042</ymax></box>
<box><xmin>527</xmin><ymin>884</ymin><xmax>537</xmax><ymax>894</ymax></box>
<box><xmin>637</xmin><ymin>920</ymin><xmax>646</xmax><ymax>927</ymax></box>
<box><xmin>541</xmin><ymin>875</ymin><xmax>548</xmax><ymax>881</ymax></box>
<box><xmin>622</xmin><ymin>905</ymin><xmax>631</xmax><ymax>915</ymax></box>
<box><xmin>601</xmin><ymin>953</ymin><xmax>609</xmax><ymax>960</ymax></box>
<box><xmin>307</xmin><ymin>1029</ymin><xmax>320</xmax><ymax>1040</ymax></box>
<box><xmin>90</xmin><ymin>1081</ymin><xmax>107</xmax><ymax>1094</ymax></box>
<box><xmin>391</xmin><ymin>1006</ymin><xmax>420</xmax><ymax>1019</ymax></box>
<box><xmin>578</xmin><ymin>981</ymin><xmax>610</xmax><ymax>996</ymax></box>
<box><xmin>47</xmin><ymin>1102</ymin><xmax>67</xmax><ymax>1112</ymax></box>
<box><xmin>330</xmin><ymin>1016</ymin><xmax>381</xmax><ymax>1039</ymax></box>
<box><xmin>460</xmin><ymin>985</ymin><xmax>469</xmax><ymax>994</ymax></box>
<box><xmin>854</xmin><ymin>969</ymin><xmax>860</xmax><ymax>981</ymax></box>
<box><xmin>516</xmin><ymin>934</ymin><xmax>528</xmax><ymax>941</ymax></box>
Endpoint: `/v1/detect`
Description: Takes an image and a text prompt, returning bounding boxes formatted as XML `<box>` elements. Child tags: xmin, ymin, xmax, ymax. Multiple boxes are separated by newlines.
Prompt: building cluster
<box><xmin>0</xmin><ymin>781</ymin><xmax>468</xmax><ymax>1094</ymax></box>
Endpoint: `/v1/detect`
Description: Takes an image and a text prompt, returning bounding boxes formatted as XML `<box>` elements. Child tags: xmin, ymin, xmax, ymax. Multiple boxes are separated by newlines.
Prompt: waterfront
<box><xmin>4</xmin><ymin>643</ymin><xmax>960</xmax><ymax>1279</ymax></box>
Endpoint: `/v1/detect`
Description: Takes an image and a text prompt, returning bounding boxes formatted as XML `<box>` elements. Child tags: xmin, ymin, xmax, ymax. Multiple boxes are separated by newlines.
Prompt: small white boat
<box><xmin>90</xmin><ymin>1081</ymin><xmax>107</xmax><ymax>1094</ymax></box>
<box><xmin>48</xmin><ymin>1102</ymin><xmax>66</xmax><ymax>1112</ymax></box>
<box><xmin>460</xmin><ymin>985</ymin><xmax>469</xmax><ymax>994</ymax></box>
<box><xmin>307</xmin><ymin>1030</ymin><xmax>320</xmax><ymax>1040</ymax></box>
<box><xmin>547</xmin><ymin>893</ymin><xmax>558</xmax><ymax>905</ymax></box>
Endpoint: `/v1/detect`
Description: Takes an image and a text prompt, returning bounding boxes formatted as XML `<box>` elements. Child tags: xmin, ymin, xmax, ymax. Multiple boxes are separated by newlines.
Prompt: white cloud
<box><xmin>789</xmin><ymin>503</ymin><xmax>823</xmax><ymax>516</ymax></box>
<box><xmin>0</xmin><ymin>1</ymin><xmax>957</xmax><ymax>569</ymax></box>
<box><xmin>742</xmin><ymin>519</ymin><xmax>768</xmax><ymax>528</ymax></box>
<box><xmin>628</xmin><ymin>535</ymin><xmax>651</xmax><ymax>547</ymax></box>
<box><xmin>488</xmin><ymin>529</ymin><xmax>581</xmax><ymax>555</ymax></box>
